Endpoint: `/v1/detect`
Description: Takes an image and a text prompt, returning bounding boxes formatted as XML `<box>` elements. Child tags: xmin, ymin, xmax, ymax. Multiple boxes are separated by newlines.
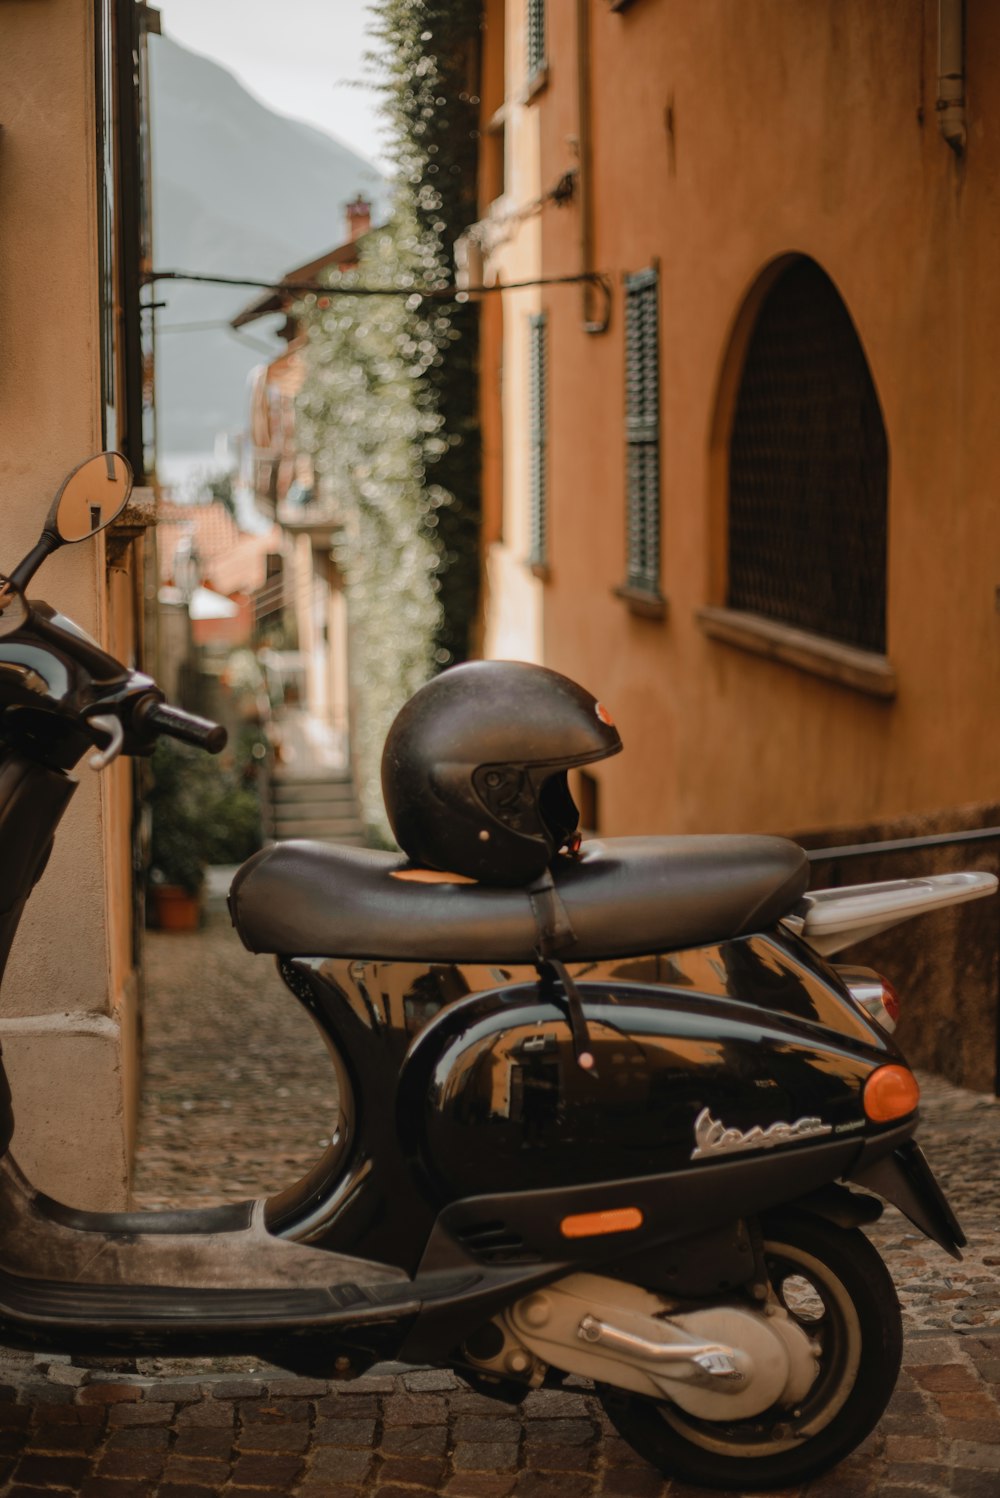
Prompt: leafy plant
<box><xmin>148</xmin><ymin>738</ymin><xmax>263</xmax><ymax>894</ymax></box>
<box><xmin>296</xmin><ymin>0</ymin><xmax>481</xmax><ymax>841</ymax></box>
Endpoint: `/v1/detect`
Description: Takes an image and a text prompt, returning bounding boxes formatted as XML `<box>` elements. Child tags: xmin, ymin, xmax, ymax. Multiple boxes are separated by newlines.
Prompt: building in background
<box><xmin>156</xmin><ymin>499</ymin><xmax>281</xmax><ymax>705</ymax></box>
<box><xmin>0</xmin><ymin>0</ymin><xmax>159</xmax><ymax>1204</ymax></box>
<box><xmin>472</xmin><ymin>0</ymin><xmax>1000</xmax><ymax>1090</ymax></box>
<box><xmin>232</xmin><ymin>197</ymin><xmax>376</xmax><ymax>765</ymax></box>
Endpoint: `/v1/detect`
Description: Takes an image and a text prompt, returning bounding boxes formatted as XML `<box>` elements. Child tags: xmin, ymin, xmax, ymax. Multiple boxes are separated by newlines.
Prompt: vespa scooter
<box><xmin>0</xmin><ymin>451</ymin><xmax>990</xmax><ymax>1491</ymax></box>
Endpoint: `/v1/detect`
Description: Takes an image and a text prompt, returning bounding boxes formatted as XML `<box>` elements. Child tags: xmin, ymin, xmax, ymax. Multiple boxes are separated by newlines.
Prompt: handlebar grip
<box><xmin>134</xmin><ymin>697</ymin><xmax>227</xmax><ymax>754</ymax></box>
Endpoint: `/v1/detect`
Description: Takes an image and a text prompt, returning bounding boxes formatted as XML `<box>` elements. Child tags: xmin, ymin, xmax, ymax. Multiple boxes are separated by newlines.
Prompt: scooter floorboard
<box><xmin>0</xmin><ymin>1262</ymin><xmax>524</xmax><ymax>1355</ymax></box>
<box><xmin>0</xmin><ymin>1267</ymin><xmax>423</xmax><ymax>1332</ymax></box>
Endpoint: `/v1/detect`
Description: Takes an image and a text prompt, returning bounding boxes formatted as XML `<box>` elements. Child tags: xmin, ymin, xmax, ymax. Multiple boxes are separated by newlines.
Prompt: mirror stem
<box><xmin>9</xmin><ymin>533</ymin><xmax>59</xmax><ymax>594</ymax></box>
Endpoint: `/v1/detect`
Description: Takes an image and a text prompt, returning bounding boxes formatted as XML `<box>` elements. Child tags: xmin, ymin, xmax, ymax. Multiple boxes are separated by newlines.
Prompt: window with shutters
<box><xmin>528</xmin><ymin>312</ymin><xmax>548</xmax><ymax>570</ymax></box>
<box><xmin>482</xmin><ymin>0</ymin><xmax>508</xmax><ymax>206</ymax></box>
<box><xmin>726</xmin><ymin>257</ymin><xmax>888</xmax><ymax>656</ymax></box>
<box><xmin>527</xmin><ymin>0</ymin><xmax>546</xmax><ymax>90</ymax></box>
<box><xmin>622</xmin><ymin>268</ymin><xmax>662</xmax><ymax>606</ymax></box>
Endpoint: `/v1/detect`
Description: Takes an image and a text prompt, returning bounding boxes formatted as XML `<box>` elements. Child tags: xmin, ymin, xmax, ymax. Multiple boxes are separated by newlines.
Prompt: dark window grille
<box><xmin>527</xmin><ymin>0</ymin><xmax>546</xmax><ymax>79</ymax></box>
<box><xmin>528</xmin><ymin>313</ymin><xmax>548</xmax><ymax>567</ymax></box>
<box><xmin>727</xmin><ymin>258</ymin><xmax>888</xmax><ymax>654</ymax></box>
<box><xmin>94</xmin><ymin>0</ymin><xmax>148</xmax><ymax>478</ymax></box>
<box><xmin>624</xmin><ymin>268</ymin><xmax>661</xmax><ymax>596</ymax></box>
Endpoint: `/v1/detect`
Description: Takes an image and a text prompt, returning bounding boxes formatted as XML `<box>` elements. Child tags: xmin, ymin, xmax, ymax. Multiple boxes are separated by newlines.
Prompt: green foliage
<box><xmin>296</xmin><ymin>0</ymin><xmax>481</xmax><ymax>839</ymax></box>
<box><xmin>148</xmin><ymin>739</ymin><xmax>263</xmax><ymax>894</ymax></box>
<box><xmin>206</xmin><ymin>469</ymin><xmax>236</xmax><ymax>518</ymax></box>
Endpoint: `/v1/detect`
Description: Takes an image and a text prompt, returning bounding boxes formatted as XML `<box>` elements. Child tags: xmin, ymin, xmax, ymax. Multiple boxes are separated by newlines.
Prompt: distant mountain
<box><xmin>149</xmin><ymin>33</ymin><xmax>387</xmax><ymax>467</ymax></box>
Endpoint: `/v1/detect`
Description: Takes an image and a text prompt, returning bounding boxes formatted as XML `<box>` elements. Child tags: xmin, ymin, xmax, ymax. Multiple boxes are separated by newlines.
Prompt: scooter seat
<box><xmin>228</xmin><ymin>835</ymin><xmax>809</xmax><ymax>963</ymax></box>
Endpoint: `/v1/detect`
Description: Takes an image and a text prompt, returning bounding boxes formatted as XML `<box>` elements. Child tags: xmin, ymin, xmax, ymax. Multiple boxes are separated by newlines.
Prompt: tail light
<box><xmin>864</xmin><ymin>1064</ymin><xmax>920</xmax><ymax>1122</ymax></box>
<box><xmin>836</xmin><ymin>966</ymin><xmax>900</xmax><ymax>1034</ymax></box>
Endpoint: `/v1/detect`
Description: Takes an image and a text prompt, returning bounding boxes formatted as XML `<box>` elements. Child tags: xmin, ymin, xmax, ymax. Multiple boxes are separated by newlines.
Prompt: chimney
<box><xmin>346</xmin><ymin>195</ymin><xmax>371</xmax><ymax>241</ymax></box>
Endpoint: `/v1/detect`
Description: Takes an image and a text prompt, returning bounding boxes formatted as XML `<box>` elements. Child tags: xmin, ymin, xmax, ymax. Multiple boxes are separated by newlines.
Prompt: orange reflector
<box><xmin>863</xmin><ymin>1065</ymin><xmax>920</xmax><ymax>1123</ymax></box>
<box><xmin>560</xmin><ymin>1207</ymin><xmax>643</xmax><ymax>1239</ymax></box>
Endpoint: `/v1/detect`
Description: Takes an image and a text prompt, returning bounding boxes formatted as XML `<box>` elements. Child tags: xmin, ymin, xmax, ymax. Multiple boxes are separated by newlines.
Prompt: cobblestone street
<box><xmin>0</xmin><ymin>912</ymin><xmax>997</xmax><ymax>1496</ymax></box>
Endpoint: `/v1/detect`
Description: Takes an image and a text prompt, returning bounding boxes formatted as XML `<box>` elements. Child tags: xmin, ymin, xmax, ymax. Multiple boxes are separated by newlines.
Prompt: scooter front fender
<box><xmin>848</xmin><ymin>1138</ymin><xmax>965</xmax><ymax>1260</ymax></box>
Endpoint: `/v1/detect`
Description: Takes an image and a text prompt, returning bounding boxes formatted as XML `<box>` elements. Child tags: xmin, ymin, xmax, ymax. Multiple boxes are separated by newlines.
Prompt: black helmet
<box><xmin>381</xmin><ymin>660</ymin><xmax>622</xmax><ymax>886</ymax></box>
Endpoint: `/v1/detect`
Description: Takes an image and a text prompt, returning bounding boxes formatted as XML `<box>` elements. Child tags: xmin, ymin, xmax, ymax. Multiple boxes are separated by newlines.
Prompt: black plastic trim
<box><xmin>0</xmin><ymin>1271</ymin><xmax>411</xmax><ymax>1331</ymax></box>
<box><xmin>849</xmin><ymin>1139</ymin><xmax>966</xmax><ymax>1259</ymax></box>
<box><xmin>428</xmin><ymin>1137</ymin><xmax>863</xmax><ymax>1270</ymax></box>
<box><xmin>785</xmin><ymin>1181</ymin><xmax>885</xmax><ymax>1231</ymax></box>
<box><xmin>36</xmin><ymin>1195</ymin><xmax>255</xmax><ymax>1237</ymax></box>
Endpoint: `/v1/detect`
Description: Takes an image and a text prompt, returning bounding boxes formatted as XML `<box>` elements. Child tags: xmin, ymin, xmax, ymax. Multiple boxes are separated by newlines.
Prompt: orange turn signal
<box><xmin>560</xmin><ymin>1207</ymin><xmax>643</xmax><ymax>1239</ymax></box>
<box><xmin>863</xmin><ymin>1064</ymin><xmax>920</xmax><ymax>1123</ymax></box>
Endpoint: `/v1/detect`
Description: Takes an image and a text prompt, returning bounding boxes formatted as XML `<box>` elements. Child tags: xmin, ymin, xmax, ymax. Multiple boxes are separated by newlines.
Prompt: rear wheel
<box><xmin>598</xmin><ymin>1212</ymin><xmax>902</xmax><ymax>1491</ymax></box>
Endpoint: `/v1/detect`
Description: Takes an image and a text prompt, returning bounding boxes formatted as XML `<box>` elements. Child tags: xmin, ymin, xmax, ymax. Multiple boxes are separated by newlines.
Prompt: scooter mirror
<box><xmin>0</xmin><ymin>578</ymin><xmax>28</xmax><ymax>640</ymax></box>
<box><xmin>49</xmin><ymin>452</ymin><xmax>133</xmax><ymax>543</ymax></box>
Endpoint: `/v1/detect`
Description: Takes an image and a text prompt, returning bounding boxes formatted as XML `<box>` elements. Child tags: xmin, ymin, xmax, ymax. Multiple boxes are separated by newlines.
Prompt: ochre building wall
<box><xmin>482</xmin><ymin>0</ymin><xmax>1000</xmax><ymax>841</ymax></box>
<box><xmin>0</xmin><ymin>0</ymin><xmax>138</xmax><ymax>1206</ymax></box>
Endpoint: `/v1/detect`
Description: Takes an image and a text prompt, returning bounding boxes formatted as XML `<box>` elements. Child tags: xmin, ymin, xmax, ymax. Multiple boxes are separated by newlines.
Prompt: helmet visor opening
<box><xmin>536</xmin><ymin>770</ymin><xmax>580</xmax><ymax>851</ymax></box>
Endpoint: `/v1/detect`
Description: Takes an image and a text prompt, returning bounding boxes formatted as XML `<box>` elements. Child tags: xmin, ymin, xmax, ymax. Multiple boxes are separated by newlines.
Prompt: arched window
<box><xmin>727</xmin><ymin>258</ymin><xmax>888</xmax><ymax>655</ymax></box>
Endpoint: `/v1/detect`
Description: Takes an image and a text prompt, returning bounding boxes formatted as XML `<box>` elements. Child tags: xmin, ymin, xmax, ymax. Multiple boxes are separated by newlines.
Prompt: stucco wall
<box><xmin>485</xmin><ymin>0</ymin><xmax>1000</xmax><ymax>840</ymax></box>
<box><xmin>478</xmin><ymin>0</ymin><xmax>545</xmax><ymax>666</ymax></box>
<box><xmin>0</xmin><ymin>0</ymin><xmax>133</xmax><ymax>1207</ymax></box>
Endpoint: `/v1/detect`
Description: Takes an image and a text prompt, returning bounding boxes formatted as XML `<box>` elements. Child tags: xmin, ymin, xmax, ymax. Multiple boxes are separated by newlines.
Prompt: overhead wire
<box><xmin>142</xmin><ymin>171</ymin><xmax>611</xmax><ymax>323</ymax></box>
<box><xmin>144</xmin><ymin>267</ymin><xmax>611</xmax><ymax>304</ymax></box>
<box><xmin>150</xmin><ymin>315</ymin><xmax>278</xmax><ymax>354</ymax></box>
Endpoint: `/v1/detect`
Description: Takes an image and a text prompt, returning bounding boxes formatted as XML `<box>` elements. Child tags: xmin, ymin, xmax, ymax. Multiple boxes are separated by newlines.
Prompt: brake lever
<box><xmin>87</xmin><ymin>713</ymin><xmax>124</xmax><ymax>771</ymax></box>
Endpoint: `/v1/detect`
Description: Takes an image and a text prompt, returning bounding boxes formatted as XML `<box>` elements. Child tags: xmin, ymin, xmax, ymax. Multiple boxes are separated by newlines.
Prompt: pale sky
<box><xmin>157</xmin><ymin>0</ymin><xmax>389</xmax><ymax>168</ymax></box>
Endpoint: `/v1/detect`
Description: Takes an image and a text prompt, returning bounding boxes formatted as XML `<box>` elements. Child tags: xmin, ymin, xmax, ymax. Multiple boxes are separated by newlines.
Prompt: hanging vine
<box><xmin>297</xmin><ymin>0</ymin><xmax>481</xmax><ymax>840</ymax></box>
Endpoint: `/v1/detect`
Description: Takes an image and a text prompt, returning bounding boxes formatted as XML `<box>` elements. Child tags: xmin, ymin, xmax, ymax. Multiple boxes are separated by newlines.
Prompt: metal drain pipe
<box><xmin>576</xmin><ymin>0</ymin><xmax>608</xmax><ymax>333</ymax></box>
<box><xmin>937</xmin><ymin>0</ymin><xmax>966</xmax><ymax>154</ymax></box>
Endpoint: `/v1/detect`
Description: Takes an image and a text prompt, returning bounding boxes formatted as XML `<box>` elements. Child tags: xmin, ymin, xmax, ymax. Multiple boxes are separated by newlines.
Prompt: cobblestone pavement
<box><xmin>131</xmin><ymin>911</ymin><xmax>340</xmax><ymax>1212</ymax></box>
<box><xmin>0</xmin><ymin>913</ymin><xmax>997</xmax><ymax>1496</ymax></box>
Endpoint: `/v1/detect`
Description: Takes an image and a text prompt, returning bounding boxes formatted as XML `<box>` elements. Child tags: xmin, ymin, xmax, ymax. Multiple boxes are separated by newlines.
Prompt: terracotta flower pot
<box><xmin>151</xmin><ymin>884</ymin><xmax>201</xmax><ymax>932</ymax></box>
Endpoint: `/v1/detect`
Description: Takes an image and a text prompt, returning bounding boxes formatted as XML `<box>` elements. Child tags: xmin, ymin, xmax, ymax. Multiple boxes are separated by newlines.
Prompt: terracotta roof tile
<box><xmin>157</xmin><ymin>502</ymin><xmax>279</xmax><ymax>595</ymax></box>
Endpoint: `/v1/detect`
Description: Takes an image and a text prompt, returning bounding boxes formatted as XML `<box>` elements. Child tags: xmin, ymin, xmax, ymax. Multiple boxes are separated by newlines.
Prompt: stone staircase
<box><xmin>264</xmin><ymin>709</ymin><xmax>366</xmax><ymax>847</ymax></box>
<box><xmin>267</xmin><ymin>769</ymin><xmax>367</xmax><ymax>847</ymax></box>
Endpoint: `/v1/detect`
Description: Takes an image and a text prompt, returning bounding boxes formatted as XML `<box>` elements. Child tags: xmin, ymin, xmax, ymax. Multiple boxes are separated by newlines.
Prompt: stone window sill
<box><xmin>107</xmin><ymin>486</ymin><xmax>157</xmax><ymax>565</ymax></box>
<box><xmin>614</xmin><ymin>583</ymin><xmax>667</xmax><ymax>621</ymax></box>
<box><xmin>110</xmin><ymin>486</ymin><xmax>157</xmax><ymax>532</ymax></box>
<box><xmin>697</xmin><ymin>605</ymin><xmax>896</xmax><ymax>699</ymax></box>
<box><xmin>524</xmin><ymin>65</ymin><xmax>549</xmax><ymax>103</ymax></box>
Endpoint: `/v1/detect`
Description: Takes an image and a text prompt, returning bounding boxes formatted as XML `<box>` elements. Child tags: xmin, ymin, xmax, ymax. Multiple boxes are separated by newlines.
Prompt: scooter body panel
<box><xmin>397</xmin><ymin>957</ymin><xmax>888</xmax><ymax>1202</ymax></box>
<box><xmin>276</xmin><ymin>932</ymin><xmax>906</xmax><ymax>1273</ymax></box>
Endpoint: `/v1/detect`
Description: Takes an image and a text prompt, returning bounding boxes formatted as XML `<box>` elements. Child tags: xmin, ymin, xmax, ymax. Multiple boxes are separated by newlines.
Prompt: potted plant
<box><xmin>147</xmin><ymin>739</ymin><xmax>209</xmax><ymax>930</ymax></box>
<box><xmin>147</xmin><ymin>738</ymin><xmax>263</xmax><ymax>930</ymax></box>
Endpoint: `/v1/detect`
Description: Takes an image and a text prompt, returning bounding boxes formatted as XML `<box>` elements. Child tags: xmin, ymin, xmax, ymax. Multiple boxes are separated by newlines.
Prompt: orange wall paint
<box><xmin>479</xmin><ymin>0</ymin><xmax>1000</xmax><ymax>839</ymax></box>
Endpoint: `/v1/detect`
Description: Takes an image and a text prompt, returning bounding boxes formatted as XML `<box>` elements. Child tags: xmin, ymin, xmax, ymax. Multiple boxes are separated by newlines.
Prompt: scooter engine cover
<box><xmin>504</xmin><ymin>1273</ymin><xmax>806</xmax><ymax>1420</ymax></box>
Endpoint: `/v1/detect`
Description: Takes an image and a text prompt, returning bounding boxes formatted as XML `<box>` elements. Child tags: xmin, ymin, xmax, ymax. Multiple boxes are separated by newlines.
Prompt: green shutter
<box><xmin>528</xmin><ymin>312</ymin><xmax>548</xmax><ymax>567</ymax></box>
<box><xmin>624</xmin><ymin>268</ymin><xmax>661</xmax><ymax>596</ymax></box>
<box><xmin>527</xmin><ymin>0</ymin><xmax>546</xmax><ymax>79</ymax></box>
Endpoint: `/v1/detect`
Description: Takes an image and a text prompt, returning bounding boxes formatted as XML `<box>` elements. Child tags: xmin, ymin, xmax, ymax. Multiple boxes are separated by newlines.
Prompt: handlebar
<box><xmin>132</xmin><ymin>696</ymin><xmax>227</xmax><ymax>754</ymax></box>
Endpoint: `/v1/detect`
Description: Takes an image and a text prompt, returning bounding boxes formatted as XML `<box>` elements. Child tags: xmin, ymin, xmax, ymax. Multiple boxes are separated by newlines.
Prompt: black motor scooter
<box><xmin>0</xmin><ymin>453</ymin><xmax>991</xmax><ymax>1490</ymax></box>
